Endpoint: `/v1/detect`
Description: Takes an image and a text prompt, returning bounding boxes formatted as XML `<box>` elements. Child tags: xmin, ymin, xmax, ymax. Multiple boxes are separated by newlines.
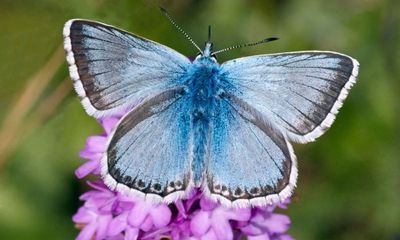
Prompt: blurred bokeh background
<box><xmin>0</xmin><ymin>0</ymin><xmax>399</xmax><ymax>239</ymax></box>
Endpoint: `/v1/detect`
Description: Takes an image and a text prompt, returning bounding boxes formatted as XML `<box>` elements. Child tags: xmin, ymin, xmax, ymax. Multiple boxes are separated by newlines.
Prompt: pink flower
<box><xmin>190</xmin><ymin>197</ymin><xmax>251</xmax><ymax>240</ymax></box>
<box><xmin>72</xmin><ymin>114</ymin><xmax>294</xmax><ymax>240</ymax></box>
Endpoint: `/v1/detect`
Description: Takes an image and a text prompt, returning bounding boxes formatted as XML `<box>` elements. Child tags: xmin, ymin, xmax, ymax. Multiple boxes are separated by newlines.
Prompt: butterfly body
<box><xmin>186</xmin><ymin>56</ymin><xmax>220</xmax><ymax>120</ymax></box>
<box><xmin>64</xmin><ymin>19</ymin><xmax>359</xmax><ymax>208</ymax></box>
<box><xmin>184</xmin><ymin>55</ymin><xmax>220</xmax><ymax>182</ymax></box>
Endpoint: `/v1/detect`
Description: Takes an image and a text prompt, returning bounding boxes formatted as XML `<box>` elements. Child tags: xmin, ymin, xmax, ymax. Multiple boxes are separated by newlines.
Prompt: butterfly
<box><xmin>63</xmin><ymin>14</ymin><xmax>359</xmax><ymax>208</ymax></box>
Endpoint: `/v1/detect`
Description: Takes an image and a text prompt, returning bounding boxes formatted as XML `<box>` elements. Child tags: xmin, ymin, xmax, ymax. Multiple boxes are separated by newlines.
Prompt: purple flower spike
<box><xmin>72</xmin><ymin>112</ymin><xmax>294</xmax><ymax>240</ymax></box>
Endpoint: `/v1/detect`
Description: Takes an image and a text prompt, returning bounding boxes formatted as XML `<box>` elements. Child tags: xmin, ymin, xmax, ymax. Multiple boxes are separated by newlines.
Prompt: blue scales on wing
<box><xmin>103</xmin><ymin>88</ymin><xmax>193</xmax><ymax>202</ymax></box>
<box><xmin>63</xmin><ymin>19</ymin><xmax>191</xmax><ymax>117</ymax></box>
<box><xmin>205</xmin><ymin>92</ymin><xmax>297</xmax><ymax>207</ymax></box>
<box><xmin>219</xmin><ymin>51</ymin><xmax>359</xmax><ymax>143</ymax></box>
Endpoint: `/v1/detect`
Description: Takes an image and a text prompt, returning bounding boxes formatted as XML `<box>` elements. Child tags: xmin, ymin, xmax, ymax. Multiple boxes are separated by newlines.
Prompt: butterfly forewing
<box><xmin>220</xmin><ymin>51</ymin><xmax>359</xmax><ymax>143</ymax></box>
<box><xmin>63</xmin><ymin>19</ymin><xmax>191</xmax><ymax>117</ymax></box>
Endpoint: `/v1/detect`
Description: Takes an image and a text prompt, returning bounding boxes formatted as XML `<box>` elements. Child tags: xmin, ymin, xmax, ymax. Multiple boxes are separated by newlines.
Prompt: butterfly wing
<box><xmin>102</xmin><ymin>87</ymin><xmax>193</xmax><ymax>203</ymax></box>
<box><xmin>63</xmin><ymin>19</ymin><xmax>191</xmax><ymax>117</ymax></box>
<box><xmin>219</xmin><ymin>51</ymin><xmax>359</xmax><ymax>143</ymax></box>
<box><xmin>205</xmin><ymin>93</ymin><xmax>297</xmax><ymax>207</ymax></box>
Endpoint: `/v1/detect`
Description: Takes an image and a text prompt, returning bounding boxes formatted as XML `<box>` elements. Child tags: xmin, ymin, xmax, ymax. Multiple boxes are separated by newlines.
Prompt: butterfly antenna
<box><xmin>208</xmin><ymin>25</ymin><xmax>211</xmax><ymax>42</ymax></box>
<box><xmin>212</xmin><ymin>37</ymin><xmax>279</xmax><ymax>55</ymax></box>
<box><xmin>160</xmin><ymin>7</ymin><xmax>203</xmax><ymax>54</ymax></box>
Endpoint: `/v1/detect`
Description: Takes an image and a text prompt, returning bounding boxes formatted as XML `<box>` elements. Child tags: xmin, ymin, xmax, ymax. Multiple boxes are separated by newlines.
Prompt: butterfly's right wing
<box><xmin>220</xmin><ymin>51</ymin><xmax>359</xmax><ymax>143</ymax></box>
<box><xmin>102</xmin><ymin>87</ymin><xmax>193</xmax><ymax>203</ymax></box>
<box><xmin>63</xmin><ymin>19</ymin><xmax>191</xmax><ymax>117</ymax></box>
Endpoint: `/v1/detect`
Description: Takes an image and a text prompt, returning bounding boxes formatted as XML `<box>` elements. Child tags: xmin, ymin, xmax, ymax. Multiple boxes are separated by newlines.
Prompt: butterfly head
<box><xmin>203</xmin><ymin>25</ymin><xmax>213</xmax><ymax>56</ymax></box>
<box><xmin>194</xmin><ymin>26</ymin><xmax>217</xmax><ymax>62</ymax></box>
<box><xmin>202</xmin><ymin>41</ymin><xmax>215</xmax><ymax>57</ymax></box>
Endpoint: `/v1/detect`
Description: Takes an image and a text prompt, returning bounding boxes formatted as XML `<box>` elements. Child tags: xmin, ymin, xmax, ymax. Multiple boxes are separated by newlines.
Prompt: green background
<box><xmin>0</xmin><ymin>0</ymin><xmax>399</xmax><ymax>239</ymax></box>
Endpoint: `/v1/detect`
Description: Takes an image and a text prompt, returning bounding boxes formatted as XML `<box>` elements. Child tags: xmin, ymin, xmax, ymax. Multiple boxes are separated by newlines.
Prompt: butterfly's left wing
<box><xmin>219</xmin><ymin>51</ymin><xmax>359</xmax><ymax>143</ymax></box>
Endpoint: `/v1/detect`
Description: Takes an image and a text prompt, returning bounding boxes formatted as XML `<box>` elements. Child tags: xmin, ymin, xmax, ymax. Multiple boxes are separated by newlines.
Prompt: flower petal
<box><xmin>247</xmin><ymin>234</ymin><xmax>271</xmax><ymax>240</ymax></box>
<box><xmin>76</xmin><ymin>222</ymin><xmax>97</xmax><ymax>240</ymax></box>
<box><xmin>96</xmin><ymin>215</ymin><xmax>111</xmax><ymax>240</ymax></box>
<box><xmin>73</xmin><ymin>208</ymin><xmax>95</xmax><ymax>223</ymax></box>
<box><xmin>200</xmin><ymin>229</ymin><xmax>218</xmax><ymax>240</ymax></box>
<box><xmin>140</xmin><ymin>215</ymin><xmax>153</xmax><ymax>231</ymax></box>
<box><xmin>85</xmin><ymin>136</ymin><xmax>107</xmax><ymax>152</ymax></box>
<box><xmin>191</xmin><ymin>211</ymin><xmax>211</xmax><ymax>235</ymax></box>
<box><xmin>100</xmin><ymin>117</ymin><xmax>120</xmax><ymax>135</ymax></box>
<box><xmin>128</xmin><ymin>202</ymin><xmax>150</xmax><ymax>227</ymax></box>
<box><xmin>211</xmin><ymin>217</ymin><xmax>233</xmax><ymax>240</ymax></box>
<box><xmin>263</xmin><ymin>214</ymin><xmax>291</xmax><ymax>234</ymax></box>
<box><xmin>87</xmin><ymin>181</ymin><xmax>110</xmax><ymax>192</ymax></box>
<box><xmin>79</xmin><ymin>150</ymin><xmax>102</xmax><ymax>160</ymax></box>
<box><xmin>240</xmin><ymin>223</ymin><xmax>264</xmax><ymax>236</ymax></box>
<box><xmin>150</xmin><ymin>205</ymin><xmax>172</xmax><ymax>228</ymax></box>
<box><xmin>75</xmin><ymin>160</ymin><xmax>99</xmax><ymax>179</ymax></box>
<box><xmin>225</xmin><ymin>207</ymin><xmax>252</xmax><ymax>222</ymax></box>
<box><xmin>108</xmin><ymin>213</ymin><xmax>128</xmax><ymax>236</ymax></box>
<box><xmin>124</xmin><ymin>227</ymin><xmax>139</xmax><ymax>240</ymax></box>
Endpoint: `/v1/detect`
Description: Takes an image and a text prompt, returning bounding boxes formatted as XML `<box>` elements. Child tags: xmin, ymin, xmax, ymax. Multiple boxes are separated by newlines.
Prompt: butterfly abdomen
<box><xmin>187</xmin><ymin>57</ymin><xmax>220</xmax><ymax>185</ymax></box>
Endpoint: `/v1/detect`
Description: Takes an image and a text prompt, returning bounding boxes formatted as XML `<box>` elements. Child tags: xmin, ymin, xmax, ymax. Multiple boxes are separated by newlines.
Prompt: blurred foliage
<box><xmin>0</xmin><ymin>0</ymin><xmax>399</xmax><ymax>239</ymax></box>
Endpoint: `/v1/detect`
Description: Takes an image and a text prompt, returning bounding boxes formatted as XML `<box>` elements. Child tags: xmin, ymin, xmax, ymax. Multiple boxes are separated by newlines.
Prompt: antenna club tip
<box><xmin>264</xmin><ymin>37</ymin><xmax>279</xmax><ymax>42</ymax></box>
<box><xmin>159</xmin><ymin>6</ymin><xmax>167</xmax><ymax>13</ymax></box>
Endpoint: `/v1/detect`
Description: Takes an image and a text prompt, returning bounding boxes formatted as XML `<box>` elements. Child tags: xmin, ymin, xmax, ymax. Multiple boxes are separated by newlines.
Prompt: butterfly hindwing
<box><xmin>102</xmin><ymin>88</ymin><xmax>193</xmax><ymax>203</ymax></box>
<box><xmin>220</xmin><ymin>51</ymin><xmax>359</xmax><ymax>143</ymax></box>
<box><xmin>63</xmin><ymin>19</ymin><xmax>191</xmax><ymax>117</ymax></box>
<box><xmin>205</xmin><ymin>92</ymin><xmax>297</xmax><ymax>207</ymax></box>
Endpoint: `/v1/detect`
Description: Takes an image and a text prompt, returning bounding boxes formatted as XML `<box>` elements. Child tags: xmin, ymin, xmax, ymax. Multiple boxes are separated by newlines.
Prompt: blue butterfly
<box><xmin>63</xmin><ymin>14</ymin><xmax>359</xmax><ymax>207</ymax></box>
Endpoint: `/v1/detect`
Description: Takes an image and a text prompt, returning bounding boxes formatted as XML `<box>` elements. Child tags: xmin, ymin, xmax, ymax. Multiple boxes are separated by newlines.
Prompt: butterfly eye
<box><xmin>194</xmin><ymin>52</ymin><xmax>202</xmax><ymax>61</ymax></box>
<box><xmin>211</xmin><ymin>54</ymin><xmax>218</xmax><ymax>60</ymax></box>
